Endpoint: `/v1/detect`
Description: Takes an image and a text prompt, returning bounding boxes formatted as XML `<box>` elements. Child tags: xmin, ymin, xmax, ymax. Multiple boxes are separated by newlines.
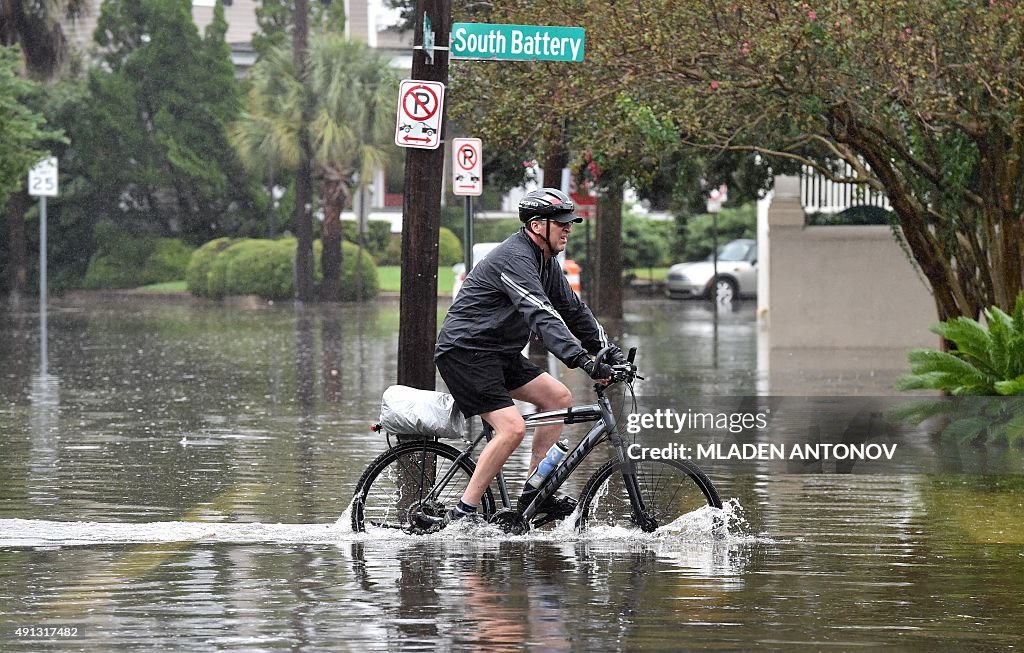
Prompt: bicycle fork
<box><xmin>601</xmin><ymin>399</ymin><xmax>660</xmax><ymax>533</ymax></box>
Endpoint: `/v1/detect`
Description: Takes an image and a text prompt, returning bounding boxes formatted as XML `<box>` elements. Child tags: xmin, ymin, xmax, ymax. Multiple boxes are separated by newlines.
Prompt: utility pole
<box><xmin>292</xmin><ymin>0</ymin><xmax>315</xmax><ymax>302</ymax></box>
<box><xmin>397</xmin><ymin>0</ymin><xmax>450</xmax><ymax>389</ymax></box>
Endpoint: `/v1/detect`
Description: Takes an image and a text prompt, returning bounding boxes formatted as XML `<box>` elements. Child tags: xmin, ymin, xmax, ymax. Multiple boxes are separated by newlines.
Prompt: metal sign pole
<box><xmin>463</xmin><ymin>196</ymin><xmax>473</xmax><ymax>274</ymax></box>
<box><xmin>39</xmin><ymin>195</ymin><xmax>48</xmax><ymax>376</ymax></box>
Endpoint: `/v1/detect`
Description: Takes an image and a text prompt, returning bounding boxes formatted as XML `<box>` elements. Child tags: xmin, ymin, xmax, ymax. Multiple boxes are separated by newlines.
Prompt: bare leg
<box><xmin>460</xmin><ymin>405</ymin><xmax>525</xmax><ymax>507</ymax></box>
<box><xmin>459</xmin><ymin>373</ymin><xmax>572</xmax><ymax>507</ymax></box>
<box><xmin>510</xmin><ymin>373</ymin><xmax>573</xmax><ymax>472</ymax></box>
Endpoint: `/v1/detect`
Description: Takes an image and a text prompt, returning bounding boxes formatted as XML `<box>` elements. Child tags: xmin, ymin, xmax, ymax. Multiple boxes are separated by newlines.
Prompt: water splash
<box><xmin>1</xmin><ymin>499</ymin><xmax>769</xmax><ymax>548</ymax></box>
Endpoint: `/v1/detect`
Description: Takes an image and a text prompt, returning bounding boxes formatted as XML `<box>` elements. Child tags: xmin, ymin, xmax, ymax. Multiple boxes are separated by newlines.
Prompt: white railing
<box><xmin>801</xmin><ymin>163</ymin><xmax>891</xmax><ymax>214</ymax></box>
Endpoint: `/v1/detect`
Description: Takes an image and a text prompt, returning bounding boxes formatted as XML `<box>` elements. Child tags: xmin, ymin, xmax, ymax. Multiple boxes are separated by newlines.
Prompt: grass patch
<box><xmin>378</xmin><ymin>266</ymin><xmax>456</xmax><ymax>295</ymax></box>
<box><xmin>136</xmin><ymin>280</ymin><xmax>188</xmax><ymax>293</ymax></box>
<box><xmin>627</xmin><ymin>267</ymin><xmax>669</xmax><ymax>282</ymax></box>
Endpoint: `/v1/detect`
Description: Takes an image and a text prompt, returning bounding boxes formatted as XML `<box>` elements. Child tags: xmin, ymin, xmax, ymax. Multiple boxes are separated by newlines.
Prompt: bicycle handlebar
<box><xmin>593</xmin><ymin>345</ymin><xmax>642</xmax><ymax>388</ymax></box>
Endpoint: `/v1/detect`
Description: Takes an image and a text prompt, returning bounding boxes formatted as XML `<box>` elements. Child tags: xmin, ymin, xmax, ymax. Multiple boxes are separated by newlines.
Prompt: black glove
<box><xmin>606</xmin><ymin>344</ymin><xmax>627</xmax><ymax>365</ymax></box>
<box><xmin>579</xmin><ymin>355</ymin><xmax>613</xmax><ymax>381</ymax></box>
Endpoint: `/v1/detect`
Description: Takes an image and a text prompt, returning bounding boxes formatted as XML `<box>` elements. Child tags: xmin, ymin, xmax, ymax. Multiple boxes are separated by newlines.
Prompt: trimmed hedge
<box><xmin>372</xmin><ymin>226</ymin><xmax>464</xmax><ymax>267</ymax></box>
<box><xmin>224</xmin><ymin>239</ymin><xmax>295</xmax><ymax>301</ymax></box>
<box><xmin>187</xmin><ymin>237</ymin><xmax>378</xmax><ymax>301</ymax></box>
<box><xmin>185</xmin><ymin>237</ymin><xmax>236</xmax><ymax>296</ymax></box>
<box><xmin>437</xmin><ymin>227</ymin><xmax>463</xmax><ymax>266</ymax></box>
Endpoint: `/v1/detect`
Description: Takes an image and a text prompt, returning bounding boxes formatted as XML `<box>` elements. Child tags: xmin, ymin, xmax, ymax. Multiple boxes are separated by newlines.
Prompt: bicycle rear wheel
<box><xmin>575</xmin><ymin>458</ymin><xmax>722</xmax><ymax>533</ymax></box>
<box><xmin>351</xmin><ymin>440</ymin><xmax>496</xmax><ymax>533</ymax></box>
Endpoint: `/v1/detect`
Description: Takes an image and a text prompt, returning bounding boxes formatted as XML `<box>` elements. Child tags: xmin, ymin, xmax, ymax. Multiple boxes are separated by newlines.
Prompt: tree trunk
<box><xmin>5</xmin><ymin>190</ymin><xmax>28</xmax><ymax>303</ymax></box>
<box><xmin>319</xmin><ymin>182</ymin><xmax>343</xmax><ymax>302</ymax></box>
<box><xmin>593</xmin><ymin>178</ymin><xmax>623</xmax><ymax>319</ymax></box>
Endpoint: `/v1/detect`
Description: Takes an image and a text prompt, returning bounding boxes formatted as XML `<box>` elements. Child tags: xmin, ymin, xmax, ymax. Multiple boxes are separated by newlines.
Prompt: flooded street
<box><xmin>2</xmin><ymin>295</ymin><xmax>1022</xmax><ymax>650</ymax></box>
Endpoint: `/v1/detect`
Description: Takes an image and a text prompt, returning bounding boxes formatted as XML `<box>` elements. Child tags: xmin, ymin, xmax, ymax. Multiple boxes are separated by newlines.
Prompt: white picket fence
<box><xmin>800</xmin><ymin>163</ymin><xmax>891</xmax><ymax>214</ymax></box>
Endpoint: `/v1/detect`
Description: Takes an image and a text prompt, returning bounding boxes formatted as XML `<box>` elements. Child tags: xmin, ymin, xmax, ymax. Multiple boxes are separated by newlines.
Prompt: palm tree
<box><xmin>231</xmin><ymin>33</ymin><xmax>397</xmax><ymax>302</ymax></box>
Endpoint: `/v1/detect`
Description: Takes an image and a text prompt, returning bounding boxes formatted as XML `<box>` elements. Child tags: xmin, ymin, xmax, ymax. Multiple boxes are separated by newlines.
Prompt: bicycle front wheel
<box><xmin>351</xmin><ymin>440</ymin><xmax>496</xmax><ymax>533</ymax></box>
<box><xmin>576</xmin><ymin>458</ymin><xmax>722</xmax><ymax>533</ymax></box>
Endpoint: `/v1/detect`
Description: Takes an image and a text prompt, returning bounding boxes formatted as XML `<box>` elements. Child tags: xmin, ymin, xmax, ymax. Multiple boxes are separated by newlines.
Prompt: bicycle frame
<box><xmin>518</xmin><ymin>387</ymin><xmax>651</xmax><ymax>527</ymax></box>
<box><xmin>407</xmin><ymin>382</ymin><xmax>649</xmax><ymax>529</ymax></box>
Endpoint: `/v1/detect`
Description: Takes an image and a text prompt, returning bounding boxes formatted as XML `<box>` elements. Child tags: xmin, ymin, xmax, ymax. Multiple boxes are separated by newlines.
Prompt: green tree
<box><xmin>577</xmin><ymin>0</ymin><xmax>1023</xmax><ymax>322</ymax></box>
<box><xmin>0</xmin><ymin>47</ymin><xmax>60</xmax><ymax>208</ymax></box>
<box><xmin>83</xmin><ymin>0</ymin><xmax>256</xmax><ymax>242</ymax></box>
<box><xmin>1</xmin><ymin>0</ymin><xmax>84</xmax><ymax>300</ymax></box>
<box><xmin>0</xmin><ymin>46</ymin><xmax>66</xmax><ymax>296</ymax></box>
<box><xmin>449</xmin><ymin>0</ymin><xmax>1024</xmax><ymax>324</ymax></box>
<box><xmin>232</xmin><ymin>34</ymin><xmax>397</xmax><ymax>302</ymax></box>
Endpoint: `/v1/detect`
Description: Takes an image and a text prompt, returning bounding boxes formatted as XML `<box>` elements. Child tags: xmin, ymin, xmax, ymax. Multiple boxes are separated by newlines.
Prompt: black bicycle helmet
<box><xmin>518</xmin><ymin>188</ymin><xmax>582</xmax><ymax>224</ymax></box>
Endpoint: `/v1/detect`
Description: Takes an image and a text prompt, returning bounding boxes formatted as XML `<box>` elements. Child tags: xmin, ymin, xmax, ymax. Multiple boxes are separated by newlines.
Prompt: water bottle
<box><xmin>525</xmin><ymin>439</ymin><xmax>569</xmax><ymax>490</ymax></box>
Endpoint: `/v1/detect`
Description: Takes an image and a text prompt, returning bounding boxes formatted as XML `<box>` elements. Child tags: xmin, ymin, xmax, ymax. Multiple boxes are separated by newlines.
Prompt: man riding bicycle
<box><xmin>433</xmin><ymin>187</ymin><xmax>625</xmax><ymax>529</ymax></box>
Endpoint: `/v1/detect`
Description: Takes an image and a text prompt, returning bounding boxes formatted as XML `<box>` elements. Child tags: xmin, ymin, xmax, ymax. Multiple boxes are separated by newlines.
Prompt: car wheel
<box><xmin>710</xmin><ymin>277</ymin><xmax>737</xmax><ymax>303</ymax></box>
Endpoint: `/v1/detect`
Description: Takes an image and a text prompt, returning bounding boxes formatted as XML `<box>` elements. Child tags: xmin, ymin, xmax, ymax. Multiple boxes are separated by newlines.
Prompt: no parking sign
<box><xmin>452</xmin><ymin>138</ymin><xmax>482</xmax><ymax>196</ymax></box>
<box><xmin>395</xmin><ymin>79</ymin><xmax>445</xmax><ymax>150</ymax></box>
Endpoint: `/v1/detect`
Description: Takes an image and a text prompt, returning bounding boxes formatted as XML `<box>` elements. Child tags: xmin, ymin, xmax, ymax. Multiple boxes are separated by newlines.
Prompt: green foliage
<box><xmin>380</xmin><ymin>236</ymin><xmax>402</xmax><ymax>266</ymax></box>
<box><xmin>335</xmin><ymin>240</ymin><xmax>379</xmax><ymax>302</ymax></box>
<box><xmin>223</xmin><ymin>239</ymin><xmax>295</xmax><ymax>301</ymax></box>
<box><xmin>621</xmin><ymin>213</ymin><xmax>672</xmax><ymax>269</ymax></box>
<box><xmin>82</xmin><ymin>223</ymin><xmax>193</xmax><ymax>289</ymax></box>
<box><xmin>205</xmin><ymin>239</ymin><xmax>254</xmax><ymax>299</ymax></box>
<box><xmin>145</xmin><ymin>238</ymin><xmax>193</xmax><ymax>281</ymax></box>
<box><xmin>677</xmin><ymin>204</ymin><xmax>756</xmax><ymax>261</ymax></box>
<box><xmin>449</xmin><ymin>0</ymin><xmax>1024</xmax><ymax>320</ymax></box>
<box><xmin>437</xmin><ymin>227</ymin><xmax>463</xmax><ymax>267</ymax></box>
<box><xmin>894</xmin><ymin>294</ymin><xmax>1024</xmax><ymax>445</ymax></box>
<box><xmin>340</xmin><ymin>219</ymin><xmax>393</xmax><ymax>260</ymax></box>
<box><xmin>807</xmin><ymin>205</ymin><xmax>895</xmax><ymax>226</ymax></box>
<box><xmin>898</xmin><ymin>296</ymin><xmax>1024</xmax><ymax>396</ymax></box>
<box><xmin>252</xmin><ymin>0</ymin><xmax>347</xmax><ymax>57</ymax></box>
<box><xmin>190</xmin><ymin>237</ymin><xmax>378</xmax><ymax>301</ymax></box>
<box><xmin>471</xmin><ymin>219</ymin><xmax>521</xmax><ymax>244</ymax></box>
<box><xmin>80</xmin><ymin>0</ymin><xmax>257</xmax><ymax>243</ymax></box>
<box><xmin>0</xmin><ymin>45</ymin><xmax>65</xmax><ymax>204</ymax></box>
<box><xmin>185</xmin><ymin>237</ymin><xmax>236</xmax><ymax>296</ymax></box>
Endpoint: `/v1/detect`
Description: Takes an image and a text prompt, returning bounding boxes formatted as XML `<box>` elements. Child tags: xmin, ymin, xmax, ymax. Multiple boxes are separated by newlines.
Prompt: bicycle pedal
<box><xmin>407</xmin><ymin>511</ymin><xmax>445</xmax><ymax>535</ymax></box>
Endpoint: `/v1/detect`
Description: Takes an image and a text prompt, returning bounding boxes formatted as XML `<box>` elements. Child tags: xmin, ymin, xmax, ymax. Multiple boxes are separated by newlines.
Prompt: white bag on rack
<box><xmin>378</xmin><ymin>385</ymin><xmax>466</xmax><ymax>439</ymax></box>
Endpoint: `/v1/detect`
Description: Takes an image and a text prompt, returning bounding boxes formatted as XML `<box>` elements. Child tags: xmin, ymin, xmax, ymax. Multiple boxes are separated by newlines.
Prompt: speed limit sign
<box><xmin>28</xmin><ymin>157</ymin><xmax>59</xmax><ymax>197</ymax></box>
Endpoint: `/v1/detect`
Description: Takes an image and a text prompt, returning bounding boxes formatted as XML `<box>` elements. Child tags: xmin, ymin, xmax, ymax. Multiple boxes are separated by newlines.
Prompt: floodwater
<box><xmin>1</xmin><ymin>294</ymin><xmax>1022</xmax><ymax>651</ymax></box>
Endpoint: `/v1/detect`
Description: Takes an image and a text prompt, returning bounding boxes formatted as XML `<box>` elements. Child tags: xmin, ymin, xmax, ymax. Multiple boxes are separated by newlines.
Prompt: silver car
<box><xmin>664</xmin><ymin>238</ymin><xmax>757</xmax><ymax>302</ymax></box>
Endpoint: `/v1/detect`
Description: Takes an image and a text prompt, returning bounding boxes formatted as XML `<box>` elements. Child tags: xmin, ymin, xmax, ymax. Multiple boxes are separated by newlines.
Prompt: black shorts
<box><xmin>436</xmin><ymin>348</ymin><xmax>545</xmax><ymax>417</ymax></box>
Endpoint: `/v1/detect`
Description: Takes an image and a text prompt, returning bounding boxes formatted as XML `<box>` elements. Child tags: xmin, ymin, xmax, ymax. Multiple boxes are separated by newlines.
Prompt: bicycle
<box><xmin>350</xmin><ymin>347</ymin><xmax>722</xmax><ymax>535</ymax></box>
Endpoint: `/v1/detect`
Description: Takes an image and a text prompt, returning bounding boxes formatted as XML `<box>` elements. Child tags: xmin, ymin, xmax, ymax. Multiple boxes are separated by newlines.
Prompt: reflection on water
<box><xmin>1</xmin><ymin>295</ymin><xmax>1023</xmax><ymax>650</ymax></box>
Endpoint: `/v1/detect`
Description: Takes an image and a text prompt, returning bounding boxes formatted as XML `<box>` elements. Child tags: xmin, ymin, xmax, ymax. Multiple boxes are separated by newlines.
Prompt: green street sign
<box><xmin>451</xmin><ymin>23</ymin><xmax>585</xmax><ymax>62</ymax></box>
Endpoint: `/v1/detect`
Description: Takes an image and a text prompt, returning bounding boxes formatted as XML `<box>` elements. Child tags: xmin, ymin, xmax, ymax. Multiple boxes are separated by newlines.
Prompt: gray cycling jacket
<box><xmin>435</xmin><ymin>229</ymin><xmax>609</xmax><ymax>367</ymax></box>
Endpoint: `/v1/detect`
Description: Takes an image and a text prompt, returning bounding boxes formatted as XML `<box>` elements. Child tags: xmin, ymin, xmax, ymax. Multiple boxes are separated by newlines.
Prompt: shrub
<box><xmin>337</xmin><ymin>240</ymin><xmax>379</xmax><ymax>301</ymax></box>
<box><xmin>340</xmin><ymin>219</ymin><xmax>394</xmax><ymax>261</ymax></box>
<box><xmin>380</xmin><ymin>234</ymin><xmax>403</xmax><ymax>265</ymax></box>
<box><xmin>82</xmin><ymin>223</ymin><xmax>194</xmax><ymax>289</ymax></box>
<box><xmin>807</xmin><ymin>205</ymin><xmax>895</xmax><ymax>226</ymax></box>
<box><xmin>186</xmin><ymin>237</ymin><xmax>236</xmax><ymax>297</ymax></box>
<box><xmin>622</xmin><ymin>213</ymin><xmax>672</xmax><ymax>269</ymax></box>
<box><xmin>144</xmin><ymin>239</ymin><xmax>193</xmax><ymax>284</ymax></box>
<box><xmin>206</xmin><ymin>240</ymin><xmax>256</xmax><ymax>299</ymax></box>
<box><xmin>893</xmin><ymin>294</ymin><xmax>1024</xmax><ymax>445</ymax></box>
<box><xmin>311</xmin><ymin>239</ymin><xmax>379</xmax><ymax>300</ymax></box>
<box><xmin>192</xmin><ymin>237</ymin><xmax>378</xmax><ymax>301</ymax></box>
<box><xmin>224</xmin><ymin>239</ymin><xmax>295</xmax><ymax>301</ymax></box>
<box><xmin>437</xmin><ymin>227</ymin><xmax>463</xmax><ymax>266</ymax></box>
